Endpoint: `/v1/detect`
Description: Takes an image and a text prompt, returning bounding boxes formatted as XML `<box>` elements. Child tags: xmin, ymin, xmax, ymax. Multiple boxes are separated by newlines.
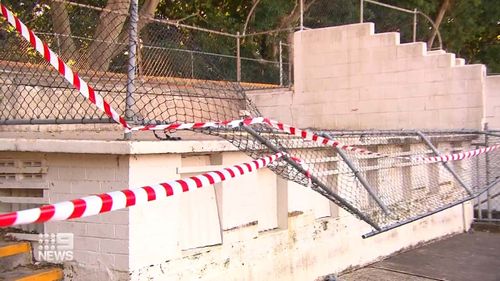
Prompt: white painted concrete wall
<box><xmin>0</xmin><ymin>137</ymin><xmax>472</xmax><ymax>281</ymax></box>
<box><xmin>484</xmin><ymin>75</ymin><xmax>500</xmax><ymax>129</ymax></box>
<box><xmin>250</xmin><ymin>23</ymin><xmax>490</xmax><ymax>130</ymax></box>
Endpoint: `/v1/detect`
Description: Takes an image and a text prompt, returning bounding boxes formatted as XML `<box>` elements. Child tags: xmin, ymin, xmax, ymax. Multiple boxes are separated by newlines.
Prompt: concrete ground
<box><xmin>339</xmin><ymin>230</ymin><xmax>500</xmax><ymax>281</ymax></box>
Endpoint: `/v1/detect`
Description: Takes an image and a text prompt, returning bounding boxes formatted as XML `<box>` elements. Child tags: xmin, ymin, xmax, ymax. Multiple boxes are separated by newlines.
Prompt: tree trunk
<box><xmin>86</xmin><ymin>0</ymin><xmax>131</xmax><ymax>71</ymax></box>
<box><xmin>50</xmin><ymin>1</ymin><xmax>77</xmax><ymax>61</ymax></box>
<box><xmin>108</xmin><ymin>0</ymin><xmax>161</xmax><ymax>62</ymax></box>
<box><xmin>428</xmin><ymin>0</ymin><xmax>451</xmax><ymax>49</ymax></box>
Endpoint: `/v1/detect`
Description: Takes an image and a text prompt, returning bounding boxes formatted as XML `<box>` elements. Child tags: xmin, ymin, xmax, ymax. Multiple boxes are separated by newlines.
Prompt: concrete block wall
<box><xmin>250</xmin><ymin>23</ymin><xmax>493</xmax><ymax>130</ymax></box>
<box><xmin>45</xmin><ymin>153</ymin><xmax>130</xmax><ymax>280</ymax></box>
<box><xmin>0</xmin><ymin>152</ymin><xmax>130</xmax><ymax>280</ymax></box>
<box><xmin>484</xmin><ymin>75</ymin><xmax>500</xmax><ymax>129</ymax></box>
<box><xmin>0</xmin><ymin>136</ymin><xmax>475</xmax><ymax>281</ymax></box>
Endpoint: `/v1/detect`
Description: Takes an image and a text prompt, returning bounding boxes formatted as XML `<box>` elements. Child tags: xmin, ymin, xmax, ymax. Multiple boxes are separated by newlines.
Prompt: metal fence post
<box><xmin>300</xmin><ymin>0</ymin><xmax>304</xmax><ymax>30</ymax></box>
<box><xmin>334</xmin><ymin>146</ymin><xmax>391</xmax><ymax>216</ymax></box>
<box><xmin>360</xmin><ymin>0</ymin><xmax>364</xmax><ymax>23</ymax></box>
<box><xmin>124</xmin><ymin>0</ymin><xmax>139</xmax><ymax>140</ymax></box>
<box><xmin>240</xmin><ymin>124</ymin><xmax>381</xmax><ymax>231</ymax></box>
<box><xmin>484</xmin><ymin>124</ymin><xmax>492</xmax><ymax>219</ymax></box>
<box><xmin>413</xmin><ymin>8</ymin><xmax>417</xmax><ymax>42</ymax></box>
<box><xmin>416</xmin><ymin>131</ymin><xmax>473</xmax><ymax>195</ymax></box>
<box><xmin>190</xmin><ymin>52</ymin><xmax>194</xmax><ymax>79</ymax></box>
<box><xmin>279</xmin><ymin>41</ymin><xmax>283</xmax><ymax>86</ymax></box>
<box><xmin>236</xmin><ymin>32</ymin><xmax>241</xmax><ymax>82</ymax></box>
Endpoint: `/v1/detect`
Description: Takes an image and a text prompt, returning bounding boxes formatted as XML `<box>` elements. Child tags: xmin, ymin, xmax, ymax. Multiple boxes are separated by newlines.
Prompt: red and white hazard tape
<box><xmin>0</xmin><ymin>4</ymin><xmax>131</xmax><ymax>130</ymax></box>
<box><xmin>413</xmin><ymin>144</ymin><xmax>500</xmax><ymax>164</ymax></box>
<box><xmin>132</xmin><ymin>117</ymin><xmax>385</xmax><ymax>157</ymax></box>
<box><xmin>0</xmin><ymin>153</ymin><xmax>284</xmax><ymax>227</ymax></box>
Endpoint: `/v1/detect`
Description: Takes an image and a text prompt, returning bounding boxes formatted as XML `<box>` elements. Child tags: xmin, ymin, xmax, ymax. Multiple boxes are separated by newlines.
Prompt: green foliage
<box><xmin>1</xmin><ymin>0</ymin><xmax>498</xmax><ymax>78</ymax></box>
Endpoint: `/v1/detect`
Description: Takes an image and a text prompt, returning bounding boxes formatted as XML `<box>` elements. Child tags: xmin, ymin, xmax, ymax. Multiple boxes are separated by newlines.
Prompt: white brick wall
<box><xmin>43</xmin><ymin>153</ymin><xmax>129</xmax><ymax>277</ymax></box>
<box><xmin>484</xmin><ymin>75</ymin><xmax>500</xmax><ymax>129</ymax></box>
<box><xmin>252</xmin><ymin>23</ymin><xmax>489</xmax><ymax>130</ymax></box>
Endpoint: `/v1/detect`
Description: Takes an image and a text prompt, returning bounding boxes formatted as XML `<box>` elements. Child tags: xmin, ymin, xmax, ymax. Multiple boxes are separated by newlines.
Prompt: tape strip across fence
<box><xmin>0</xmin><ymin>153</ymin><xmax>284</xmax><ymax>227</ymax></box>
<box><xmin>0</xmin><ymin>4</ymin><xmax>496</xmax><ymax>165</ymax></box>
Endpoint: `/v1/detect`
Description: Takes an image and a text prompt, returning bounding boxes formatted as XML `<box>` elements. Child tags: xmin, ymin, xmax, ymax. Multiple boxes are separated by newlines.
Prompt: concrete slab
<box><xmin>339</xmin><ymin>231</ymin><xmax>500</xmax><ymax>281</ymax></box>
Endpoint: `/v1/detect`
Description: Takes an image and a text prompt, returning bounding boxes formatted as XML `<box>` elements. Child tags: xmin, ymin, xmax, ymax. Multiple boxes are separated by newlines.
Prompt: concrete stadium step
<box><xmin>0</xmin><ymin>265</ymin><xmax>63</xmax><ymax>281</ymax></box>
<box><xmin>0</xmin><ymin>241</ymin><xmax>32</xmax><ymax>272</ymax></box>
<box><xmin>0</xmin><ymin>235</ymin><xmax>63</xmax><ymax>281</ymax></box>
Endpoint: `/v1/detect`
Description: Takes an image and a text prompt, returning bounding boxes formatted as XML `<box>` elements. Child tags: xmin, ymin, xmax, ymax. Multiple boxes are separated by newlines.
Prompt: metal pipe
<box><xmin>484</xmin><ymin>124</ymin><xmax>492</xmax><ymax>219</ymax></box>
<box><xmin>125</xmin><ymin>0</ymin><xmax>139</xmax><ymax>140</ymax></box>
<box><xmin>363</xmin><ymin>177</ymin><xmax>500</xmax><ymax>238</ymax></box>
<box><xmin>416</xmin><ymin>131</ymin><xmax>473</xmax><ymax>195</ymax></box>
<box><xmin>363</xmin><ymin>196</ymin><xmax>473</xmax><ymax>238</ymax></box>
<box><xmin>360</xmin><ymin>0</ymin><xmax>364</xmax><ymax>23</ymax></box>
<box><xmin>279</xmin><ymin>41</ymin><xmax>283</xmax><ymax>86</ymax></box>
<box><xmin>483</xmin><ymin>131</ymin><xmax>500</xmax><ymax>138</ymax></box>
<box><xmin>0</xmin><ymin>119</ymin><xmax>114</xmax><ymax>125</ymax></box>
<box><xmin>364</xmin><ymin>0</ymin><xmax>415</xmax><ymax>14</ymax></box>
<box><xmin>316</xmin><ymin>129</ymin><xmax>481</xmax><ymax>135</ymax></box>
<box><xmin>236</xmin><ymin>32</ymin><xmax>241</xmax><ymax>82</ymax></box>
<box><xmin>300</xmin><ymin>0</ymin><xmax>304</xmax><ymax>30</ymax></box>
<box><xmin>334</xmin><ymin>143</ymin><xmax>391</xmax><ymax>216</ymax></box>
<box><xmin>242</xmin><ymin>27</ymin><xmax>295</xmax><ymax>37</ymax></box>
<box><xmin>190</xmin><ymin>52</ymin><xmax>194</xmax><ymax>78</ymax></box>
<box><xmin>413</xmin><ymin>8</ymin><xmax>417</xmax><ymax>42</ymax></box>
<box><xmin>240</xmin><ymin>124</ymin><xmax>381</xmax><ymax>230</ymax></box>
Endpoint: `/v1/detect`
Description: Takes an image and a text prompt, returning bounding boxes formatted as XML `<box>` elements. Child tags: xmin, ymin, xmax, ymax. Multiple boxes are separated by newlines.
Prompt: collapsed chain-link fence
<box><xmin>204</xmin><ymin>125</ymin><xmax>500</xmax><ymax>236</ymax></box>
<box><xmin>1</xmin><ymin>1</ymin><xmax>498</xmax><ymax>237</ymax></box>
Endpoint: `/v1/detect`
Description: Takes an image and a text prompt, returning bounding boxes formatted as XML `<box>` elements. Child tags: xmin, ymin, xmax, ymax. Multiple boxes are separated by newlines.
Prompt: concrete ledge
<box><xmin>0</xmin><ymin>138</ymin><xmax>237</xmax><ymax>155</ymax></box>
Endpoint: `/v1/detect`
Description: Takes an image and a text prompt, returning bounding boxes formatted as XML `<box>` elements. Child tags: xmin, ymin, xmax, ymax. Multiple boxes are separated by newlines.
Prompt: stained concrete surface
<box><xmin>340</xmin><ymin>231</ymin><xmax>500</xmax><ymax>281</ymax></box>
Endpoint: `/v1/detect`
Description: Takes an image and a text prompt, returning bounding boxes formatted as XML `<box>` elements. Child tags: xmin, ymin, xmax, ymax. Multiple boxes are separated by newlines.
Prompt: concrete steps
<box><xmin>0</xmin><ymin>235</ymin><xmax>63</xmax><ymax>281</ymax></box>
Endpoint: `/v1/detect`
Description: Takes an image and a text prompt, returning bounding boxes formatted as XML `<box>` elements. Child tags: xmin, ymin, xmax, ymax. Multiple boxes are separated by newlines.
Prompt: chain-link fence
<box><xmin>0</xmin><ymin>0</ymin><xmax>448</xmax><ymax>126</ymax></box>
<box><xmin>201</xmin><ymin>124</ymin><xmax>498</xmax><ymax>236</ymax></box>
<box><xmin>475</xmin><ymin>132</ymin><xmax>500</xmax><ymax>222</ymax></box>
<box><xmin>0</xmin><ymin>0</ymin><xmax>292</xmax><ymax>126</ymax></box>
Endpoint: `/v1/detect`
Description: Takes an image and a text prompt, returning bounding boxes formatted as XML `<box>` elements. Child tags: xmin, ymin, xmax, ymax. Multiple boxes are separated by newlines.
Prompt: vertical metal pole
<box><xmin>190</xmin><ymin>52</ymin><xmax>194</xmax><ymax>79</ymax></box>
<box><xmin>56</xmin><ymin>34</ymin><xmax>61</xmax><ymax>55</ymax></box>
<box><xmin>416</xmin><ymin>131</ymin><xmax>473</xmax><ymax>195</ymax></box>
<box><xmin>236</xmin><ymin>32</ymin><xmax>241</xmax><ymax>82</ymax></box>
<box><xmin>279</xmin><ymin>41</ymin><xmax>283</xmax><ymax>86</ymax></box>
<box><xmin>334</xmin><ymin>146</ymin><xmax>391</xmax><ymax>216</ymax></box>
<box><xmin>125</xmin><ymin>0</ymin><xmax>139</xmax><ymax>140</ymax></box>
<box><xmin>413</xmin><ymin>8</ymin><xmax>417</xmax><ymax>42</ymax></box>
<box><xmin>484</xmin><ymin>124</ymin><xmax>492</xmax><ymax>220</ymax></box>
<box><xmin>360</xmin><ymin>0</ymin><xmax>364</xmax><ymax>23</ymax></box>
<box><xmin>240</xmin><ymin>124</ymin><xmax>381</xmax><ymax>230</ymax></box>
<box><xmin>300</xmin><ymin>0</ymin><xmax>304</xmax><ymax>30</ymax></box>
<box><xmin>476</xmin><ymin>144</ymin><xmax>483</xmax><ymax>220</ymax></box>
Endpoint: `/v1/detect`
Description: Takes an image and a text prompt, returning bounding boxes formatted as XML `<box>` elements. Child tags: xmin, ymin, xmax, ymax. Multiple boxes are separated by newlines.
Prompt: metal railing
<box><xmin>360</xmin><ymin>0</ymin><xmax>443</xmax><ymax>50</ymax></box>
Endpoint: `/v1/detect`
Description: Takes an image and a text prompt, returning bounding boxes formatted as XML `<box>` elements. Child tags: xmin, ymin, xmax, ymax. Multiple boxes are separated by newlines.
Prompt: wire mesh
<box><xmin>205</xmin><ymin>127</ymin><xmax>499</xmax><ymax>231</ymax></box>
<box><xmin>475</xmin><ymin>134</ymin><xmax>500</xmax><ymax>221</ymax></box>
<box><xmin>0</xmin><ymin>0</ymin><xmax>289</xmax><ymax>125</ymax></box>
